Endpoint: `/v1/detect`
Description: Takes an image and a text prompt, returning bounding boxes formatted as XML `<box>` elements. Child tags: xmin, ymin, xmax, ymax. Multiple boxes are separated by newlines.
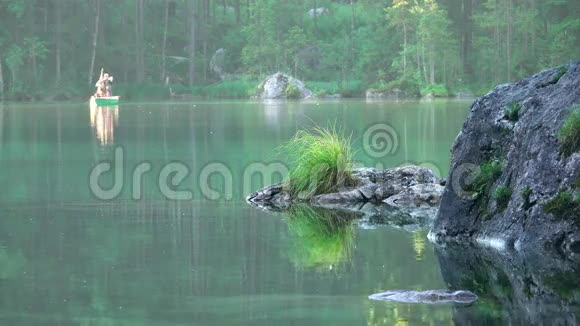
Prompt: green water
<box><xmin>0</xmin><ymin>99</ymin><xmax>474</xmax><ymax>324</ymax></box>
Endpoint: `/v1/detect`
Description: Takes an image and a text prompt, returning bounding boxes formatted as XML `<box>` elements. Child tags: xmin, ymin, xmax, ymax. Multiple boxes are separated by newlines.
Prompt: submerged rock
<box><xmin>368</xmin><ymin>290</ymin><xmax>478</xmax><ymax>304</ymax></box>
<box><xmin>246</xmin><ymin>166</ymin><xmax>444</xmax><ymax>228</ymax></box>
<box><xmin>256</xmin><ymin>72</ymin><xmax>313</xmax><ymax>99</ymax></box>
<box><xmin>431</xmin><ymin>62</ymin><xmax>580</xmax><ymax>254</ymax></box>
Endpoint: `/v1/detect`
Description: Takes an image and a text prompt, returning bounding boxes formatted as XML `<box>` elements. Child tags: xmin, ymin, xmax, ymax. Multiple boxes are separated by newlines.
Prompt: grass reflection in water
<box><xmin>285</xmin><ymin>205</ymin><xmax>358</xmax><ymax>270</ymax></box>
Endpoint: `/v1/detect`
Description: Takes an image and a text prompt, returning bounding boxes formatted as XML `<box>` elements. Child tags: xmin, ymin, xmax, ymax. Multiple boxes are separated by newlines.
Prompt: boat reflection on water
<box><xmin>89</xmin><ymin>103</ymin><xmax>118</xmax><ymax>145</ymax></box>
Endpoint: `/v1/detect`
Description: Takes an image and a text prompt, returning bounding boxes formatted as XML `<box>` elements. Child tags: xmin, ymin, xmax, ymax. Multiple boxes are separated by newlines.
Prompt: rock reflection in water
<box><xmin>284</xmin><ymin>205</ymin><xmax>357</xmax><ymax>270</ymax></box>
<box><xmin>436</xmin><ymin>245</ymin><xmax>580</xmax><ymax>325</ymax></box>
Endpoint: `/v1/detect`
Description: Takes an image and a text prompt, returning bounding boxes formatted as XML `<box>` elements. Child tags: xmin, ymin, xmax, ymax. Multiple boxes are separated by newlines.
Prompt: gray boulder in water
<box><xmin>430</xmin><ymin>61</ymin><xmax>580</xmax><ymax>254</ymax></box>
<box><xmin>246</xmin><ymin>166</ymin><xmax>445</xmax><ymax>229</ymax></box>
<box><xmin>256</xmin><ymin>72</ymin><xmax>313</xmax><ymax>99</ymax></box>
<box><xmin>368</xmin><ymin>290</ymin><xmax>478</xmax><ymax>304</ymax></box>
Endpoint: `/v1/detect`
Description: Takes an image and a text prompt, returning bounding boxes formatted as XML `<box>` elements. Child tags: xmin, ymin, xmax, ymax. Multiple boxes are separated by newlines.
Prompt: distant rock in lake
<box><xmin>256</xmin><ymin>72</ymin><xmax>314</xmax><ymax>99</ymax></box>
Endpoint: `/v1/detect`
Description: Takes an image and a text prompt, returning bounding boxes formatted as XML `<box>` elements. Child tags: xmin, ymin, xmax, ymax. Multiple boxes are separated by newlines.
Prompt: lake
<box><xmin>0</xmin><ymin>99</ymin><xmax>576</xmax><ymax>325</ymax></box>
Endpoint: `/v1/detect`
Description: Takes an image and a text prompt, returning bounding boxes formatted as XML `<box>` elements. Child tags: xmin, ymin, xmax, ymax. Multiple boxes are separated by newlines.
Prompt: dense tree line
<box><xmin>0</xmin><ymin>0</ymin><xmax>578</xmax><ymax>99</ymax></box>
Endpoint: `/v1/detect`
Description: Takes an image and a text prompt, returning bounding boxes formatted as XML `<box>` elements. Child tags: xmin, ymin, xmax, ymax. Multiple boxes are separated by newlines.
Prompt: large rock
<box><xmin>307</xmin><ymin>7</ymin><xmax>329</xmax><ymax>18</ymax></box>
<box><xmin>209</xmin><ymin>48</ymin><xmax>227</xmax><ymax>80</ymax></box>
<box><xmin>430</xmin><ymin>62</ymin><xmax>580</xmax><ymax>254</ymax></box>
<box><xmin>257</xmin><ymin>72</ymin><xmax>313</xmax><ymax>99</ymax></box>
<box><xmin>246</xmin><ymin>166</ymin><xmax>445</xmax><ymax>228</ymax></box>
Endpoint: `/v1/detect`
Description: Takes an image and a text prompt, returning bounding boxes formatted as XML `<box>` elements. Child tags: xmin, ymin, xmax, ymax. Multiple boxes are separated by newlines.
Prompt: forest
<box><xmin>0</xmin><ymin>0</ymin><xmax>578</xmax><ymax>100</ymax></box>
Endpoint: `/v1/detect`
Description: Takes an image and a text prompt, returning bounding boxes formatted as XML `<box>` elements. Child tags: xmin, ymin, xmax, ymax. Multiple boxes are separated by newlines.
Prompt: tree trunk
<box><xmin>189</xmin><ymin>2</ymin><xmax>196</xmax><ymax>86</ymax></box>
<box><xmin>135</xmin><ymin>0</ymin><xmax>145</xmax><ymax>83</ymax></box>
<box><xmin>421</xmin><ymin>42</ymin><xmax>428</xmax><ymax>83</ymax></box>
<box><xmin>0</xmin><ymin>56</ymin><xmax>4</xmax><ymax>96</ymax></box>
<box><xmin>429</xmin><ymin>45</ymin><xmax>435</xmax><ymax>84</ymax></box>
<box><xmin>350</xmin><ymin>0</ymin><xmax>355</xmax><ymax>73</ymax></box>
<box><xmin>313</xmin><ymin>0</ymin><xmax>318</xmax><ymax>39</ymax></box>
<box><xmin>161</xmin><ymin>0</ymin><xmax>169</xmax><ymax>83</ymax></box>
<box><xmin>402</xmin><ymin>23</ymin><xmax>407</xmax><ymax>75</ymax></box>
<box><xmin>88</xmin><ymin>0</ymin><xmax>101</xmax><ymax>85</ymax></box>
<box><xmin>202</xmin><ymin>0</ymin><xmax>208</xmax><ymax>82</ymax></box>
<box><xmin>55</xmin><ymin>0</ymin><xmax>62</xmax><ymax>86</ymax></box>
<box><xmin>32</xmin><ymin>54</ymin><xmax>38</xmax><ymax>82</ymax></box>
<box><xmin>506</xmin><ymin>0</ymin><xmax>512</xmax><ymax>81</ymax></box>
<box><xmin>235</xmin><ymin>0</ymin><xmax>241</xmax><ymax>24</ymax></box>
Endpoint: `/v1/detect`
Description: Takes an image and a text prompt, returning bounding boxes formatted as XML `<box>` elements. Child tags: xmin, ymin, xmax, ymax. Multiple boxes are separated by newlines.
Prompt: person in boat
<box><xmin>94</xmin><ymin>68</ymin><xmax>114</xmax><ymax>97</ymax></box>
<box><xmin>104</xmin><ymin>72</ymin><xmax>113</xmax><ymax>96</ymax></box>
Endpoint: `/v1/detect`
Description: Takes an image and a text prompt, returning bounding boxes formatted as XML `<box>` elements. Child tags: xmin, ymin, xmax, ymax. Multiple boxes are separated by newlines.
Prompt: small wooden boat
<box><xmin>90</xmin><ymin>96</ymin><xmax>120</xmax><ymax>107</ymax></box>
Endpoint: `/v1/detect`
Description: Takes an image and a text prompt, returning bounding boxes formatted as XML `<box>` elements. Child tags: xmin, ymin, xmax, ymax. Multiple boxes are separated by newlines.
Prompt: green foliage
<box><xmin>544</xmin><ymin>191</ymin><xmax>580</xmax><ymax>221</ymax></box>
<box><xmin>464</xmin><ymin>159</ymin><xmax>503</xmax><ymax>217</ymax></box>
<box><xmin>465</xmin><ymin>160</ymin><xmax>503</xmax><ymax>198</ymax></box>
<box><xmin>421</xmin><ymin>84</ymin><xmax>450</xmax><ymax>97</ymax></box>
<box><xmin>285</xmin><ymin>205</ymin><xmax>356</xmax><ymax>269</ymax></box>
<box><xmin>494</xmin><ymin>186</ymin><xmax>512</xmax><ymax>211</ymax></box>
<box><xmin>369</xmin><ymin>74</ymin><xmax>421</xmax><ymax>96</ymax></box>
<box><xmin>537</xmin><ymin>66</ymin><xmax>568</xmax><ymax>88</ymax></box>
<box><xmin>306</xmin><ymin>80</ymin><xmax>365</xmax><ymax>97</ymax></box>
<box><xmin>504</xmin><ymin>102</ymin><xmax>522</xmax><ymax>122</ymax></box>
<box><xmin>280</xmin><ymin>126</ymin><xmax>355</xmax><ymax>199</ymax></box>
<box><xmin>544</xmin><ymin>269</ymin><xmax>580</xmax><ymax>300</ymax></box>
<box><xmin>204</xmin><ymin>79</ymin><xmax>257</xmax><ymax>99</ymax></box>
<box><xmin>553</xmin><ymin>66</ymin><xmax>568</xmax><ymax>84</ymax></box>
<box><xmin>187</xmin><ymin>79</ymin><xmax>258</xmax><ymax>99</ymax></box>
<box><xmin>1</xmin><ymin>0</ymin><xmax>579</xmax><ymax>100</ymax></box>
<box><xmin>522</xmin><ymin>186</ymin><xmax>534</xmax><ymax>210</ymax></box>
<box><xmin>285</xmin><ymin>83</ymin><xmax>301</xmax><ymax>99</ymax></box>
<box><xmin>557</xmin><ymin>107</ymin><xmax>580</xmax><ymax>157</ymax></box>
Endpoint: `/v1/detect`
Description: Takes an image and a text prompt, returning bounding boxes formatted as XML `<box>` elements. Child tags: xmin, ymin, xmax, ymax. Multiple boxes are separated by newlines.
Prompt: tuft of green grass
<box><xmin>285</xmin><ymin>83</ymin><xmax>301</xmax><ymax>99</ymax></box>
<box><xmin>552</xmin><ymin>65</ymin><xmax>567</xmax><ymax>84</ymax></box>
<box><xmin>538</xmin><ymin>65</ymin><xmax>568</xmax><ymax>88</ymax></box>
<box><xmin>494</xmin><ymin>186</ymin><xmax>512</xmax><ymax>211</ymax></box>
<box><xmin>285</xmin><ymin>205</ymin><xmax>356</xmax><ymax>269</ymax></box>
<box><xmin>464</xmin><ymin>159</ymin><xmax>503</xmax><ymax>217</ymax></box>
<box><xmin>558</xmin><ymin>107</ymin><xmax>580</xmax><ymax>157</ymax></box>
<box><xmin>544</xmin><ymin>191</ymin><xmax>580</xmax><ymax>222</ymax></box>
<box><xmin>280</xmin><ymin>126</ymin><xmax>356</xmax><ymax>199</ymax></box>
<box><xmin>504</xmin><ymin>102</ymin><xmax>522</xmax><ymax>122</ymax></box>
<box><xmin>522</xmin><ymin>186</ymin><xmax>534</xmax><ymax>210</ymax></box>
<box><xmin>465</xmin><ymin>160</ymin><xmax>503</xmax><ymax>199</ymax></box>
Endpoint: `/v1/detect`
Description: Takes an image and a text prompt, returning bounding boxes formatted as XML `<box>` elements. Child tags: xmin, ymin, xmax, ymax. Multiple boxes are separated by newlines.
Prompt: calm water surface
<box><xmin>0</xmin><ymin>99</ymin><xmax>547</xmax><ymax>325</ymax></box>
